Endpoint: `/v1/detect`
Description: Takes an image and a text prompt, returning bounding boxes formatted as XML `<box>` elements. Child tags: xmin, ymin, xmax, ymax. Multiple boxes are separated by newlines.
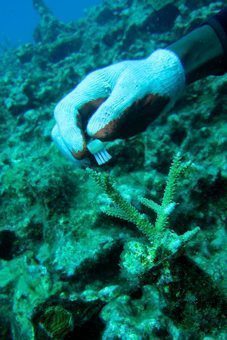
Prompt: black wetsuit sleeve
<box><xmin>205</xmin><ymin>8</ymin><xmax>227</xmax><ymax>73</ymax></box>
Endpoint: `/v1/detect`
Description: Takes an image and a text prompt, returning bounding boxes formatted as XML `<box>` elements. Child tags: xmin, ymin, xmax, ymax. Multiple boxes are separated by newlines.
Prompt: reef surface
<box><xmin>0</xmin><ymin>0</ymin><xmax>226</xmax><ymax>339</ymax></box>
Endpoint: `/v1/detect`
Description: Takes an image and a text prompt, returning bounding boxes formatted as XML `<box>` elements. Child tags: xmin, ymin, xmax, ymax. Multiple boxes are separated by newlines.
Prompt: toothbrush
<box><xmin>87</xmin><ymin>139</ymin><xmax>112</xmax><ymax>165</ymax></box>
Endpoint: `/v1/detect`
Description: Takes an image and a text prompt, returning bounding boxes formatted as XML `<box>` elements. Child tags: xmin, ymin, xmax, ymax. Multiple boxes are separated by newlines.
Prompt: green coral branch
<box><xmin>141</xmin><ymin>153</ymin><xmax>184</xmax><ymax>232</ymax></box>
<box><xmin>87</xmin><ymin>154</ymin><xmax>185</xmax><ymax>241</ymax></box>
<box><xmin>87</xmin><ymin>169</ymin><xmax>154</xmax><ymax>239</ymax></box>
<box><xmin>140</xmin><ymin>197</ymin><xmax>162</xmax><ymax>215</ymax></box>
<box><xmin>161</xmin><ymin>152</ymin><xmax>183</xmax><ymax>207</ymax></box>
<box><xmin>102</xmin><ymin>206</ymin><xmax>133</xmax><ymax>222</ymax></box>
<box><xmin>87</xmin><ymin>153</ymin><xmax>200</xmax><ymax>269</ymax></box>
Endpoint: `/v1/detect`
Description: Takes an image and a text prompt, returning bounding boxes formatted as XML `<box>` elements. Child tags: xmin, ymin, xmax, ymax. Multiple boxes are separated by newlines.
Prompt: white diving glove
<box><xmin>52</xmin><ymin>49</ymin><xmax>185</xmax><ymax>165</ymax></box>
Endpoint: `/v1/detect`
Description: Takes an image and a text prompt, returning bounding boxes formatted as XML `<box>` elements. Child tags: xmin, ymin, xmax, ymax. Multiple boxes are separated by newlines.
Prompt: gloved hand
<box><xmin>52</xmin><ymin>49</ymin><xmax>185</xmax><ymax>165</ymax></box>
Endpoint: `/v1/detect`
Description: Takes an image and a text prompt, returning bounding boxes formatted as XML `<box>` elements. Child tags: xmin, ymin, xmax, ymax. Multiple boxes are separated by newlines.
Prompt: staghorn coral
<box><xmin>88</xmin><ymin>153</ymin><xmax>200</xmax><ymax>276</ymax></box>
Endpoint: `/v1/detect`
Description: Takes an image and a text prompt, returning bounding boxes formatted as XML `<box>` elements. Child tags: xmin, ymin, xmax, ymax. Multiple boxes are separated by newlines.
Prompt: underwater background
<box><xmin>0</xmin><ymin>0</ymin><xmax>226</xmax><ymax>339</ymax></box>
<box><xmin>0</xmin><ymin>0</ymin><xmax>101</xmax><ymax>46</ymax></box>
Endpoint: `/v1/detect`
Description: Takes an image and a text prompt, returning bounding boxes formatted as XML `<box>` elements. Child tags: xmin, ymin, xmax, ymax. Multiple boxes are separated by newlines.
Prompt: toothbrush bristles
<box><xmin>94</xmin><ymin>149</ymin><xmax>112</xmax><ymax>165</ymax></box>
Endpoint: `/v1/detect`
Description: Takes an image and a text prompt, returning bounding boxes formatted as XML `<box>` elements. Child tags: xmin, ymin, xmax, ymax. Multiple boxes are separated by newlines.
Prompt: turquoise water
<box><xmin>0</xmin><ymin>0</ymin><xmax>101</xmax><ymax>45</ymax></box>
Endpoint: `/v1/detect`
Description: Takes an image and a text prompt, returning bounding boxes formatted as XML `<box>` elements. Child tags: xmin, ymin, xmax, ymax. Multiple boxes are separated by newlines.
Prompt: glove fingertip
<box><xmin>51</xmin><ymin>125</ymin><xmax>86</xmax><ymax>163</ymax></box>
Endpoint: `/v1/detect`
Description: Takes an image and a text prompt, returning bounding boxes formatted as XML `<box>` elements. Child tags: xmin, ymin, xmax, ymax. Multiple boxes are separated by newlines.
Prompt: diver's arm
<box><xmin>52</xmin><ymin>9</ymin><xmax>227</xmax><ymax>165</ymax></box>
<box><xmin>168</xmin><ymin>8</ymin><xmax>227</xmax><ymax>84</ymax></box>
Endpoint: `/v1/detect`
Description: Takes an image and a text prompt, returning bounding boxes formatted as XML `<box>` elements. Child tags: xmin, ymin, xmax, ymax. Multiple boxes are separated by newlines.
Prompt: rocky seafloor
<box><xmin>0</xmin><ymin>0</ymin><xmax>226</xmax><ymax>339</ymax></box>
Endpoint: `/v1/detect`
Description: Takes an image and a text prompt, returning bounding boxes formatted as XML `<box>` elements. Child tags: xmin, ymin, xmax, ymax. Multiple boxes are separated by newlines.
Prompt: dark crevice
<box><xmin>0</xmin><ymin>230</ymin><xmax>19</xmax><ymax>260</ymax></box>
